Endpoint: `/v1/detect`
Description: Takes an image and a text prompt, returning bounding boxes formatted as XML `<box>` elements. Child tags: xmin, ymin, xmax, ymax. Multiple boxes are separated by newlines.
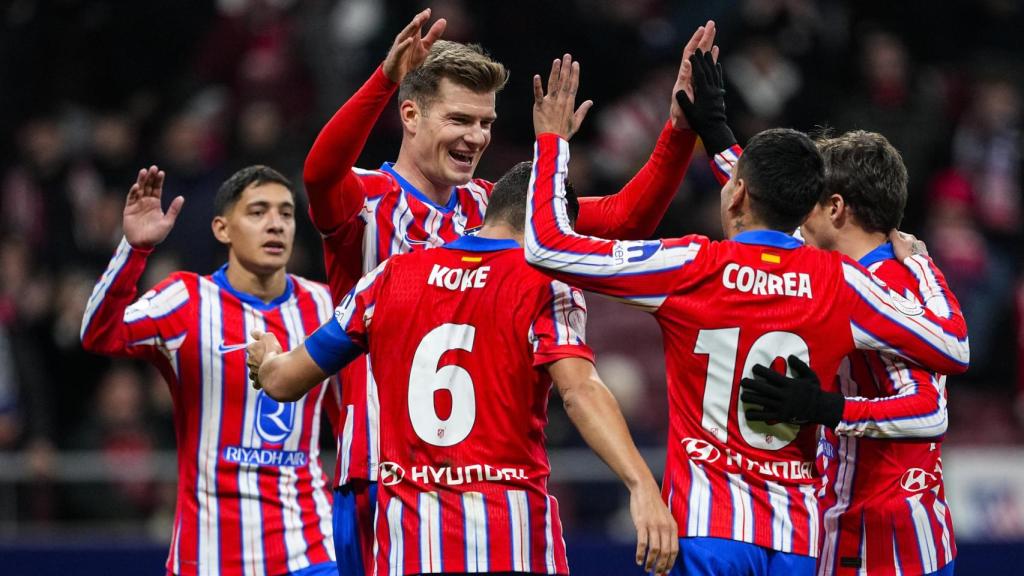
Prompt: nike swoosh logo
<box><xmin>218</xmin><ymin>342</ymin><xmax>249</xmax><ymax>354</ymax></box>
<box><xmin>403</xmin><ymin>233</ymin><xmax>433</xmax><ymax>247</ymax></box>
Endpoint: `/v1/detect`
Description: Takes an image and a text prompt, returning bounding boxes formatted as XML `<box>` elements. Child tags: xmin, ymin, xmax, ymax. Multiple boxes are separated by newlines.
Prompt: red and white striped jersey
<box><xmin>304</xmin><ymin>66</ymin><xmax>697</xmax><ymax>485</ymax></box>
<box><xmin>524</xmin><ymin>133</ymin><xmax>970</xmax><ymax>558</ymax></box>
<box><xmin>817</xmin><ymin>245</ymin><xmax>959</xmax><ymax>576</ymax></box>
<box><xmin>308</xmin><ymin>234</ymin><xmax>593</xmax><ymax>575</ymax></box>
<box><xmin>80</xmin><ymin>238</ymin><xmax>338</xmax><ymax>576</ymax></box>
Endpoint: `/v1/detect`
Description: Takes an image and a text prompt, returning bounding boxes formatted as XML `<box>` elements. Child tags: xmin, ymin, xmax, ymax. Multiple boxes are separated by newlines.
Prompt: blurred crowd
<box><xmin>1</xmin><ymin>0</ymin><xmax>1022</xmax><ymax>537</ymax></box>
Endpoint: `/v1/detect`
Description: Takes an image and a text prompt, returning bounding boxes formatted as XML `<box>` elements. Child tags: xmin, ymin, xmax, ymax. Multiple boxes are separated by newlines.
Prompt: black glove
<box><xmin>740</xmin><ymin>355</ymin><xmax>844</xmax><ymax>429</ymax></box>
<box><xmin>675</xmin><ymin>49</ymin><xmax>737</xmax><ymax>156</ymax></box>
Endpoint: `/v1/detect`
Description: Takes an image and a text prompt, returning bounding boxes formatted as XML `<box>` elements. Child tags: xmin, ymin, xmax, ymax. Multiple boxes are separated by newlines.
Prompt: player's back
<box><xmin>656</xmin><ymin>230</ymin><xmax>863</xmax><ymax>557</ymax></box>
<box><xmin>364</xmin><ymin>234</ymin><xmax>583</xmax><ymax>574</ymax></box>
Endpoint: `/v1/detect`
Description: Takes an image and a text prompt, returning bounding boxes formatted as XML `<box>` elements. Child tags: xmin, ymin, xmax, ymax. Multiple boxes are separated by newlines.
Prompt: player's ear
<box><xmin>399</xmin><ymin>99</ymin><xmax>421</xmax><ymax>135</ymax></box>
<box><xmin>211</xmin><ymin>215</ymin><xmax>231</xmax><ymax>246</ymax></box>
<box><xmin>826</xmin><ymin>193</ymin><xmax>846</xmax><ymax>226</ymax></box>
<box><xmin>727</xmin><ymin>177</ymin><xmax>747</xmax><ymax>213</ymax></box>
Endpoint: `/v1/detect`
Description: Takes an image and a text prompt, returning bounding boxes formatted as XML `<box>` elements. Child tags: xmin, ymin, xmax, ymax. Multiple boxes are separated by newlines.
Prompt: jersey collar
<box><xmin>732</xmin><ymin>229</ymin><xmax>803</xmax><ymax>249</ymax></box>
<box><xmin>212</xmin><ymin>264</ymin><xmax>294</xmax><ymax>310</ymax></box>
<box><xmin>444</xmin><ymin>235</ymin><xmax>521</xmax><ymax>252</ymax></box>
<box><xmin>858</xmin><ymin>242</ymin><xmax>895</xmax><ymax>267</ymax></box>
<box><xmin>381</xmin><ymin>162</ymin><xmax>458</xmax><ymax>213</ymax></box>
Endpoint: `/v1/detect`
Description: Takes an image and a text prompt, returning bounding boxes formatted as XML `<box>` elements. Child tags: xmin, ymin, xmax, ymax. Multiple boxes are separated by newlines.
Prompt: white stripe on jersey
<box><xmin>859</xmin><ymin>523</ymin><xmax>868</xmax><ymax>576</ymax></box>
<box><xmin>240</xmin><ymin>304</ymin><xmax>267</xmax><ymax>576</ymax></box>
<box><xmin>387</xmin><ymin>498</ymin><xmax>404</xmax><ymax>576</ymax></box>
<box><xmin>81</xmin><ymin>237</ymin><xmax>133</xmax><ymax>339</ymax></box>
<box><xmin>507</xmin><ymin>491</ymin><xmax>531</xmax><ymax>572</ymax></box>
<box><xmin>931</xmin><ymin>488</ymin><xmax>953</xmax><ymax>564</ymax></box>
<box><xmin>543</xmin><ymin>496</ymin><xmax>557</xmax><ymax>574</ymax></box>
<box><xmin>362</xmin><ymin>196</ymin><xmax>384</xmax><ymax>272</ymax></box>
<box><xmin>893</xmin><ymin>534</ymin><xmax>904</xmax><ymax>576</ymax></box>
<box><xmin>419</xmin><ymin>492</ymin><xmax>443</xmax><ymax>573</ymax></box>
<box><xmin>197</xmin><ymin>278</ymin><xmax>224</xmax><ymax>575</ymax></box>
<box><xmin>391</xmin><ymin>192</ymin><xmax>414</xmax><ymax>256</ymax></box>
<box><xmin>296</xmin><ymin>277</ymin><xmax>339</xmax><ymax>561</ymax></box>
<box><xmin>800</xmin><ymin>484</ymin><xmax>820</xmax><ymax>559</ymax></box>
<box><xmin>687</xmin><ymin>461</ymin><xmax>712</xmax><ymax>537</ymax></box>
<box><xmin>279</xmin><ymin>300</ymin><xmax>312</xmax><ymax>572</ymax></box>
<box><xmin>462</xmin><ymin>492</ymin><xmax>489</xmax><ymax>572</ymax></box>
<box><xmin>905</xmin><ymin>255</ymin><xmax>951</xmax><ymax>319</ymax></box>
<box><xmin>171</xmin><ymin>515</ymin><xmax>182</xmax><ymax>574</ymax></box>
<box><xmin>339</xmin><ymin>404</ymin><xmax>355</xmax><ymax>485</ymax></box>
<box><xmin>909</xmin><ymin>494</ymin><xmax>938</xmax><ymax>573</ymax></box>
<box><xmin>465</xmin><ymin>181</ymin><xmax>489</xmax><ymax>223</ymax></box>
<box><xmin>366</xmin><ymin>354</ymin><xmax>381</xmax><ymax>481</ymax></box>
<box><xmin>124</xmin><ymin>279</ymin><xmax>189</xmax><ymax>324</ymax></box>
<box><xmin>728</xmin><ymin>473</ymin><xmax>755</xmax><ymax>543</ymax></box>
<box><xmin>766</xmin><ymin>480</ymin><xmax>793</xmax><ymax>552</ymax></box>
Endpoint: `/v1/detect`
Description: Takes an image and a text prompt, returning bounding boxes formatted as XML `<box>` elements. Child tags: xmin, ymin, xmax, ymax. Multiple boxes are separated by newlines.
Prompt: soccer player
<box><xmin>303</xmin><ymin>9</ymin><xmax>717</xmax><ymax>574</ymax></box>
<box><xmin>80</xmin><ymin>165</ymin><xmax>338</xmax><ymax>576</ymax></box>
<box><xmin>523</xmin><ymin>53</ymin><xmax>969</xmax><ymax>575</ymax></box>
<box><xmin>246</xmin><ymin>161</ymin><xmax>679</xmax><ymax>575</ymax></box>
<box><xmin>738</xmin><ymin>131</ymin><xmax>959</xmax><ymax>576</ymax></box>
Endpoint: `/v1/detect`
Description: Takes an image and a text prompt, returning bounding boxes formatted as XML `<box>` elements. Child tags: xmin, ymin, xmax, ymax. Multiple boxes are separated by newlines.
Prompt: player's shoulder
<box><xmin>460</xmin><ymin>178</ymin><xmax>493</xmax><ymax>195</ymax></box>
<box><xmin>869</xmin><ymin>259</ymin><xmax>920</xmax><ymax>294</ymax></box>
<box><xmin>351</xmin><ymin>166</ymin><xmax>399</xmax><ymax>198</ymax></box>
<box><xmin>288</xmin><ymin>274</ymin><xmax>332</xmax><ymax>300</ymax></box>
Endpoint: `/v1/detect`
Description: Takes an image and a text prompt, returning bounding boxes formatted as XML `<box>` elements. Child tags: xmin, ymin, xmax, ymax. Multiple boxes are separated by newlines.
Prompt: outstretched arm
<box><xmin>574</xmin><ymin>22</ymin><xmax>718</xmax><ymax>240</ymax></box>
<box><xmin>81</xmin><ymin>167</ymin><xmax>189</xmax><ymax>359</ymax></box>
<box><xmin>550</xmin><ymin>357</ymin><xmax>677</xmax><ymax>574</ymax></box>
<box><xmin>524</xmin><ymin>55</ymin><xmax>704</xmax><ymax>311</ymax></box>
<box><xmin>303</xmin><ymin>9</ymin><xmax>446</xmax><ymax>234</ymax></box>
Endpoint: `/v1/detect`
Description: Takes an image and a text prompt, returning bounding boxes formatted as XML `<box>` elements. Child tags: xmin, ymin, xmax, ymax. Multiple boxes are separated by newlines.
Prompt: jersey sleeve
<box><xmin>529</xmin><ymin>280</ymin><xmax>595</xmax><ymax>366</ymax></box>
<box><xmin>304</xmin><ymin>259</ymin><xmax>388</xmax><ymax>375</ymax></box>
<box><xmin>80</xmin><ymin>237</ymin><xmax>191</xmax><ymax>360</ymax></box>
<box><xmin>574</xmin><ymin>122</ymin><xmax>697</xmax><ymax>240</ymax></box>
<box><xmin>709</xmin><ymin>144</ymin><xmax>744</xmax><ymax>185</ymax></box>
<box><xmin>837</xmin><ymin>357</ymin><xmax>948</xmax><ymax>438</ymax></box>
<box><xmin>836</xmin><ymin>254</ymin><xmax>962</xmax><ymax>438</ymax></box>
<box><xmin>524</xmin><ymin>133</ymin><xmax>707</xmax><ymax>312</ymax></box>
<box><xmin>841</xmin><ymin>258</ymin><xmax>969</xmax><ymax>375</ymax></box>
<box><xmin>303</xmin><ymin>65</ymin><xmax>397</xmax><ymax>235</ymax></box>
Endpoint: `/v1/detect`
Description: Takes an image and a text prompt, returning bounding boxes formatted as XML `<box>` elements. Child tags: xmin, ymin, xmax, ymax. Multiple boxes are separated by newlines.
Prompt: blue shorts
<box><xmin>333</xmin><ymin>481</ymin><xmax>378</xmax><ymax>576</ymax></box>
<box><xmin>926</xmin><ymin>561</ymin><xmax>955</xmax><ymax>576</ymax></box>
<box><xmin>668</xmin><ymin>537</ymin><xmax>815</xmax><ymax>576</ymax></box>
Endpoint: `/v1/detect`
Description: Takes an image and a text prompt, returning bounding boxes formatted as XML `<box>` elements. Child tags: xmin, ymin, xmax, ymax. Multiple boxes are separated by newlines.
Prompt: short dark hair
<box><xmin>816</xmin><ymin>130</ymin><xmax>908</xmax><ymax>233</ymax></box>
<box><xmin>398</xmin><ymin>40</ymin><xmax>508</xmax><ymax>110</ymax></box>
<box><xmin>487</xmin><ymin>161</ymin><xmax>579</xmax><ymax>232</ymax></box>
<box><xmin>737</xmin><ymin>128</ymin><xmax>824</xmax><ymax>231</ymax></box>
<box><xmin>214</xmin><ymin>165</ymin><xmax>293</xmax><ymax>215</ymax></box>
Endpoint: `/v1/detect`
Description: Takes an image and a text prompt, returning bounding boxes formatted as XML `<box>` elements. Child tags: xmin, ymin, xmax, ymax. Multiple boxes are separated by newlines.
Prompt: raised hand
<box><xmin>246</xmin><ymin>330</ymin><xmax>283</xmax><ymax>390</ymax></box>
<box><xmin>532</xmin><ymin>54</ymin><xmax>594</xmax><ymax>140</ymax></box>
<box><xmin>382</xmin><ymin>8</ymin><xmax>447</xmax><ymax>83</ymax></box>
<box><xmin>123</xmin><ymin>165</ymin><xmax>184</xmax><ymax>249</ymax></box>
<box><xmin>671</xmin><ymin>20</ymin><xmax>718</xmax><ymax>129</ymax></box>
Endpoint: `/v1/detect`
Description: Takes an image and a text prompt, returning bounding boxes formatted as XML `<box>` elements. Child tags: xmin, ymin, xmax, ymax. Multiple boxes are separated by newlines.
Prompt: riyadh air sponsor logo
<box><xmin>255</xmin><ymin>391</ymin><xmax>295</xmax><ymax>444</ymax></box>
<box><xmin>681</xmin><ymin>437</ymin><xmax>720</xmax><ymax>463</ymax></box>
<box><xmin>222</xmin><ymin>446</ymin><xmax>308</xmax><ymax>467</ymax></box>
<box><xmin>379</xmin><ymin>462</ymin><xmax>406</xmax><ymax>486</ymax></box>
<box><xmin>900</xmin><ymin>468</ymin><xmax>938</xmax><ymax>493</ymax></box>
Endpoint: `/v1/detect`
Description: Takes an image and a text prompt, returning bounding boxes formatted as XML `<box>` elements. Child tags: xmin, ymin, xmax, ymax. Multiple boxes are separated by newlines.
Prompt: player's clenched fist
<box><xmin>532</xmin><ymin>53</ymin><xmax>594</xmax><ymax>140</ymax></box>
<box><xmin>246</xmin><ymin>330</ymin><xmax>283</xmax><ymax>390</ymax></box>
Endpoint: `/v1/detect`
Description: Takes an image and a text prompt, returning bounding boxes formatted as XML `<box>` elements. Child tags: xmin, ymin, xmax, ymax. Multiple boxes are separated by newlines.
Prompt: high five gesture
<box><xmin>382</xmin><ymin>8</ymin><xmax>447</xmax><ymax>83</ymax></box>
<box><xmin>533</xmin><ymin>54</ymin><xmax>594</xmax><ymax>140</ymax></box>
<box><xmin>122</xmin><ymin>165</ymin><xmax>184</xmax><ymax>249</ymax></box>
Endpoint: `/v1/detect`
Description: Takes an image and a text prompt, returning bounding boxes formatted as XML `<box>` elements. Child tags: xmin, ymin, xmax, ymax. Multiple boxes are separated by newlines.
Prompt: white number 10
<box><xmin>694</xmin><ymin>328</ymin><xmax>809</xmax><ymax>451</ymax></box>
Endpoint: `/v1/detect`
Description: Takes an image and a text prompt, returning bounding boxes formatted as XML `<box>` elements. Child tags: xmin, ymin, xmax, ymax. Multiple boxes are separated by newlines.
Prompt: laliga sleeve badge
<box><xmin>888</xmin><ymin>289</ymin><xmax>924</xmax><ymax>317</ymax></box>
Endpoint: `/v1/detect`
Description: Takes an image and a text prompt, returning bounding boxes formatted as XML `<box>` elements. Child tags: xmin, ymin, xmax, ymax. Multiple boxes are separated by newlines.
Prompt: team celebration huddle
<box><xmin>80</xmin><ymin>8</ymin><xmax>967</xmax><ymax>576</ymax></box>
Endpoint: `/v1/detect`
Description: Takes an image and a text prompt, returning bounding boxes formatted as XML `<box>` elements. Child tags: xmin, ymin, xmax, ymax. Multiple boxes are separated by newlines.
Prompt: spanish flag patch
<box><xmin>461</xmin><ymin>256</ymin><xmax>483</xmax><ymax>263</ymax></box>
<box><xmin>761</xmin><ymin>252</ymin><xmax>781</xmax><ymax>264</ymax></box>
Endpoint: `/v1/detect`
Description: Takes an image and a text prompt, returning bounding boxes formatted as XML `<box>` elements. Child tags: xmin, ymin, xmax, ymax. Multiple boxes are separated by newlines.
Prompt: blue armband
<box><xmin>304</xmin><ymin>318</ymin><xmax>363</xmax><ymax>375</ymax></box>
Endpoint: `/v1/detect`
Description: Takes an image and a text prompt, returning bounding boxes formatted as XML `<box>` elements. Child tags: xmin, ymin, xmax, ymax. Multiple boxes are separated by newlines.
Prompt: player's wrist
<box><xmin>697</xmin><ymin>123</ymin><xmax>738</xmax><ymax>158</ymax></box>
<box><xmin>814</xmin><ymin>391</ymin><xmax>845</xmax><ymax>430</ymax></box>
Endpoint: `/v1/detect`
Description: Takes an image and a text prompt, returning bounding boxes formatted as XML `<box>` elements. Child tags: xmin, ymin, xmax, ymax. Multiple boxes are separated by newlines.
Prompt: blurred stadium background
<box><xmin>1</xmin><ymin>0</ymin><xmax>1023</xmax><ymax>573</ymax></box>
